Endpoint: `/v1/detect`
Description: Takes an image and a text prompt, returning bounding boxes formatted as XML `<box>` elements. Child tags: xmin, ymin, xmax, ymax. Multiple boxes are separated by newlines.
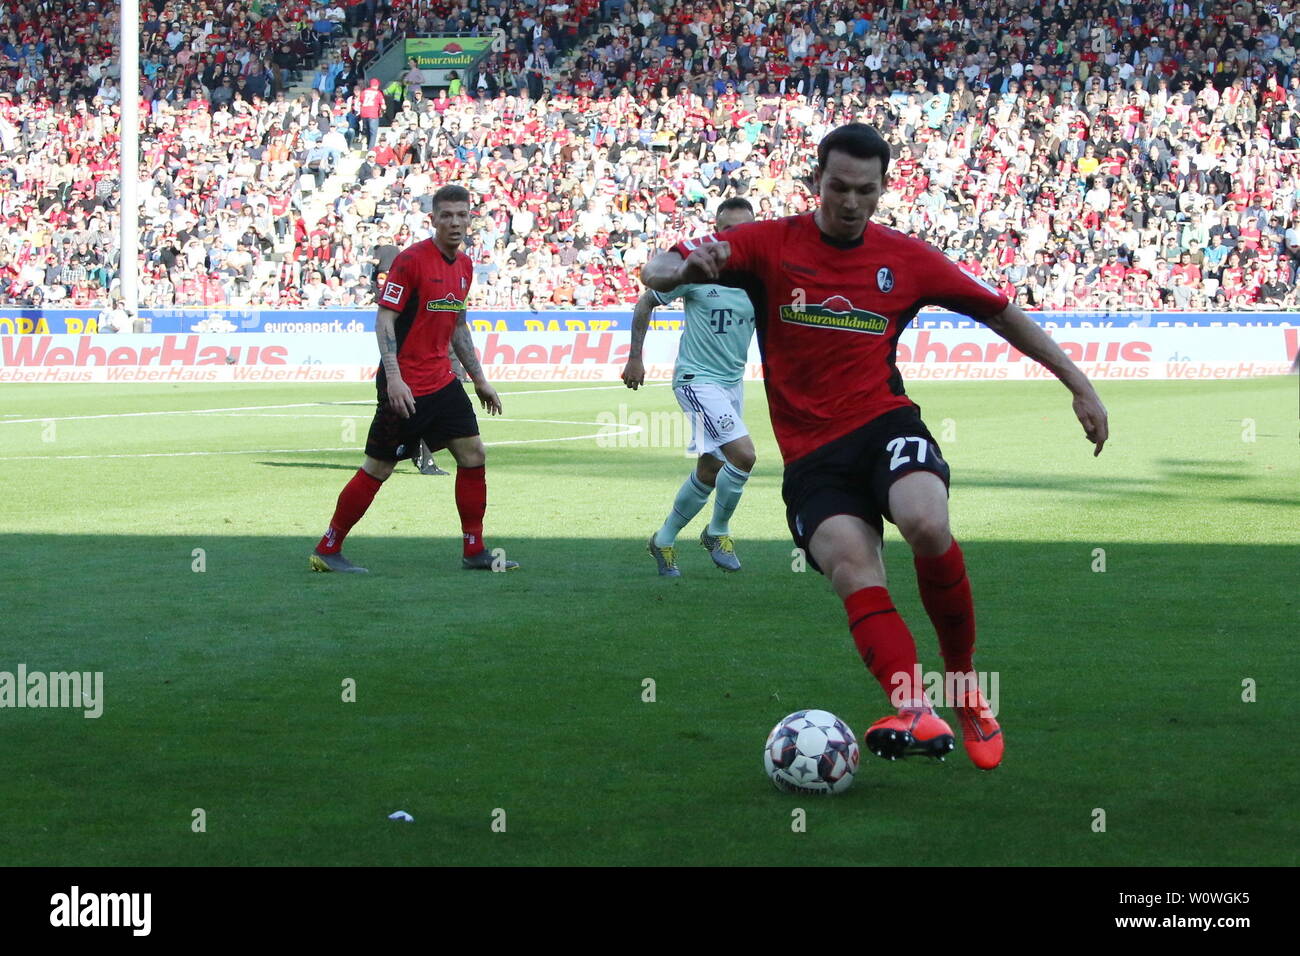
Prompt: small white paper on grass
<box><xmin>388</xmin><ymin>810</ymin><xmax>414</xmax><ymax>822</ymax></box>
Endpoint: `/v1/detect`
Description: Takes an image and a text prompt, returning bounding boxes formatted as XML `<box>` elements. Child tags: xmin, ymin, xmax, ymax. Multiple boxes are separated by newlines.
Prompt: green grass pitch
<box><xmin>0</xmin><ymin>376</ymin><xmax>1295</xmax><ymax>866</ymax></box>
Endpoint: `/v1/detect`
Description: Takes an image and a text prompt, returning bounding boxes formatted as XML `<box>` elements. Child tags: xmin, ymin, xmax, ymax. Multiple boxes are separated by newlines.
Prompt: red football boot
<box><xmin>865</xmin><ymin>707</ymin><xmax>956</xmax><ymax>761</ymax></box>
<box><xmin>953</xmin><ymin>687</ymin><xmax>1004</xmax><ymax>770</ymax></box>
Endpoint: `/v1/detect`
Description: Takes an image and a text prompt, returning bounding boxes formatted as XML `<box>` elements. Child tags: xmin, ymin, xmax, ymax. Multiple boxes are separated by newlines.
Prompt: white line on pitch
<box><xmin>191</xmin><ymin>415</ymin><xmax>632</xmax><ymax>427</ymax></box>
<box><xmin>0</xmin><ymin>402</ymin><xmax>327</xmax><ymax>425</ymax></box>
<box><xmin>0</xmin><ymin>447</ymin><xmax>363</xmax><ymax>460</ymax></box>
<box><xmin>496</xmin><ymin>383</ymin><xmax>673</xmax><ymax>395</ymax></box>
<box><xmin>0</xmin><ymin>384</ymin><xmax>677</xmax><ymax>425</ymax></box>
<box><xmin>0</xmin><ymin>425</ymin><xmax>644</xmax><ymax>462</ymax></box>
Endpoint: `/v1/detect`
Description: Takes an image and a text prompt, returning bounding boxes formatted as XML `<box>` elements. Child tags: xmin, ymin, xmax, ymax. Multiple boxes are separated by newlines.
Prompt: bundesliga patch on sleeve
<box><xmin>381</xmin><ymin>281</ymin><xmax>405</xmax><ymax>306</ymax></box>
<box><xmin>680</xmin><ymin>233</ymin><xmax>720</xmax><ymax>251</ymax></box>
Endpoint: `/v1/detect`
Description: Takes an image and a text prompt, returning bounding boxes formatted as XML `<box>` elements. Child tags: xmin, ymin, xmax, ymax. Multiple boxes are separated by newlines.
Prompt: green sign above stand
<box><xmin>405</xmin><ymin>36</ymin><xmax>495</xmax><ymax>71</ymax></box>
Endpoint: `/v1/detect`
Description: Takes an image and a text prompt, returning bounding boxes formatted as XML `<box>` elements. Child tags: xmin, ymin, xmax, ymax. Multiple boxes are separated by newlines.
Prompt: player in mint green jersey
<box><xmin>621</xmin><ymin>198</ymin><xmax>758</xmax><ymax>576</ymax></box>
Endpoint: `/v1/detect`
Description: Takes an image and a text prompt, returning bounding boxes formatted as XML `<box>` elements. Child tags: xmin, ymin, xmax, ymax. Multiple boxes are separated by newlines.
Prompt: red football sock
<box><xmin>456</xmin><ymin>464</ymin><xmax>487</xmax><ymax>557</ymax></box>
<box><xmin>844</xmin><ymin>586</ymin><xmax>922</xmax><ymax>708</ymax></box>
<box><xmin>914</xmin><ymin>538</ymin><xmax>976</xmax><ymax>675</ymax></box>
<box><xmin>316</xmin><ymin>468</ymin><xmax>383</xmax><ymax>554</ymax></box>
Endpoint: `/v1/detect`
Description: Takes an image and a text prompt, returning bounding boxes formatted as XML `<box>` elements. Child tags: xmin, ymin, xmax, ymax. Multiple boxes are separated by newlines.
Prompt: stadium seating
<box><xmin>0</xmin><ymin>0</ymin><xmax>1297</xmax><ymax>311</ymax></box>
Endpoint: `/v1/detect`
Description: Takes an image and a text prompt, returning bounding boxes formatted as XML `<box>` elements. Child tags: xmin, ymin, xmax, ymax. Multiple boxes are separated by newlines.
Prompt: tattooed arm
<box><xmin>376</xmin><ymin>306</ymin><xmax>415</xmax><ymax>417</ymax></box>
<box><xmin>451</xmin><ymin>313</ymin><xmax>502</xmax><ymax>415</ymax></box>
<box><xmin>620</xmin><ymin>288</ymin><xmax>658</xmax><ymax>390</ymax></box>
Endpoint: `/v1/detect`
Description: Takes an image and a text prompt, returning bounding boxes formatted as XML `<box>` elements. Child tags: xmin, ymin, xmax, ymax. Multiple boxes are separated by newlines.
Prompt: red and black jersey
<box><xmin>674</xmin><ymin>215</ymin><xmax>1009</xmax><ymax>464</ymax></box>
<box><xmin>376</xmin><ymin>239</ymin><xmax>472</xmax><ymax>398</ymax></box>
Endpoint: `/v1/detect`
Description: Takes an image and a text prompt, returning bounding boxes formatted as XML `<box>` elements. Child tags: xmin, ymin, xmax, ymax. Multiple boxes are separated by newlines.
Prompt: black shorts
<box><xmin>365</xmin><ymin>378</ymin><xmax>479</xmax><ymax>461</ymax></box>
<box><xmin>783</xmin><ymin>405</ymin><xmax>950</xmax><ymax>573</ymax></box>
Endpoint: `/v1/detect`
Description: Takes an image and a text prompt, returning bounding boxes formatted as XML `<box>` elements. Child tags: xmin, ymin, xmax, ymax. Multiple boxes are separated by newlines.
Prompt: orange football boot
<box><xmin>953</xmin><ymin>687</ymin><xmax>1004</xmax><ymax>770</ymax></box>
<box><xmin>865</xmin><ymin>707</ymin><xmax>956</xmax><ymax>761</ymax></box>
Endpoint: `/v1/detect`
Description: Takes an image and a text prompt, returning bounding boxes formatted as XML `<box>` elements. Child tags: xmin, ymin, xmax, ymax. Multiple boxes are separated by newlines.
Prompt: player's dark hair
<box><xmin>715</xmin><ymin>197</ymin><xmax>754</xmax><ymax>220</ymax></box>
<box><xmin>431</xmin><ymin>184</ymin><xmax>471</xmax><ymax>210</ymax></box>
<box><xmin>817</xmin><ymin>123</ymin><xmax>891</xmax><ymax>177</ymax></box>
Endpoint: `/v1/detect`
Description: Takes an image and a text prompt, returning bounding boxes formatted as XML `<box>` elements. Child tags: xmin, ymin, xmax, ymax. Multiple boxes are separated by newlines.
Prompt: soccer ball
<box><xmin>763</xmin><ymin>709</ymin><xmax>860</xmax><ymax>795</ymax></box>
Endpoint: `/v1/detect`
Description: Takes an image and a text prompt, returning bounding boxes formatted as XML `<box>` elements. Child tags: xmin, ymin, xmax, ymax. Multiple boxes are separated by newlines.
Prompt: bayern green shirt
<box><xmin>653</xmin><ymin>283</ymin><xmax>756</xmax><ymax>388</ymax></box>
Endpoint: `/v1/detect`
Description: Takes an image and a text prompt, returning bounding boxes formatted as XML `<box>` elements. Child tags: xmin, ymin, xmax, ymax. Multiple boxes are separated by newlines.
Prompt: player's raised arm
<box><xmin>621</xmin><ymin>289</ymin><xmax>658</xmax><ymax>389</ymax></box>
<box><xmin>376</xmin><ymin>306</ymin><xmax>415</xmax><ymax>418</ymax></box>
<box><xmin>641</xmin><ymin>240</ymin><xmax>731</xmax><ymax>291</ymax></box>
<box><xmin>641</xmin><ymin>250</ymin><xmax>688</xmax><ymax>292</ymax></box>
<box><xmin>980</xmin><ymin>301</ymin><xmax>1110</xmax><ymax>456</ymax></box>
<box><xmin>451</xmin><ymin>311</ymin><xmax>502</xmax><ymax>415</ymax></box>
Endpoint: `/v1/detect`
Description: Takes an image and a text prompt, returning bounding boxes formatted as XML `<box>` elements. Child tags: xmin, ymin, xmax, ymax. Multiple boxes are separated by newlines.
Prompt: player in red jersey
<box><xmin>310</xmin><ymin>184</ymin><xmax>519</xmax><ymax>573</ymax></box>
<box><xmin>643</xmin><ymin>124</ymin><xmax>1109</xmax><ymax>770</ymax></box>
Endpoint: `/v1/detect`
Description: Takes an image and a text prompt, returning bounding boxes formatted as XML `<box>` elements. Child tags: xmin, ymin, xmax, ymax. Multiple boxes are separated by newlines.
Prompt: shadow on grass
<box><xmin>256</xmin><ymin>460</ymin><xmax>363</xmax><ymax>472</ymax></box>
<box><xmin>959</xmin><ymin>472</ymin><xmax>1181</xmax><ymax>499</ymax></box>
<box><xmin>254</xmin><ymin>447</ymin><xmax>733</xmax><ymax>482</ymax></box>
<box><xmin>255</xmin><ymin>460</ymin><xmax>451</xmax><ymax>476</ymax></box>
<box><xmin>1156</xmin><ymin>458</ymin><xmax>1251</xmax><ymax>470</ymax></box>
<box><xmin>961</xmin><ymin>455</ymin><xmax>1274</xmax><ymax>498</ymax></box>
<box><xmin>1</xmin><ymin>534</ymin><xmax>1295</xmax><ymax>867</ymax></box>
<box><xmin>5</xmin><ymin>534</ymin><xmax>1296</xmax><ymax>622</ymax></box>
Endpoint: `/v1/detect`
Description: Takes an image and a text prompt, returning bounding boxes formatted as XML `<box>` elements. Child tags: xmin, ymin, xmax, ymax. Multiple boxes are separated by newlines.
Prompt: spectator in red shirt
<box><xmin>1170</xmin><ymin>253</ymin><xmax>1202</xmax><ymax>286</ymax></box>
<box><xmin>356</xmin><ymin>77</ymin><xmax>385</xmax><ymax>149</ymax></box>
<box><xmin>1098</xmin><ymin>253</ymin><xmax>1127</xmax><ymax>284</ymax></box>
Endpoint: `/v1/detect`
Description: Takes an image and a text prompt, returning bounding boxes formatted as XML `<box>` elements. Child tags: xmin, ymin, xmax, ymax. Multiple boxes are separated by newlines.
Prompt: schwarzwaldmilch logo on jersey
<box><xmin>876</xmin><ymin>267</ymin><xmax>895</xmax><ymax>293</ymax></box>
<box><xmin>779</xmin><ymin>296</ymin><xmax>889</xmax><ymax>335</ymax></box>
<box><xmin>425</xmin><ymin>293</ymin><xmax>467</xmax><ymax>312</ymax></box>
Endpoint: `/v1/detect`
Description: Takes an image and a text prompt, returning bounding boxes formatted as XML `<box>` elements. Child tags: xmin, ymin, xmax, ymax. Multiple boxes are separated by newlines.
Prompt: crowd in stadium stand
<box><xmin>1</xmin><ymin>0</ymin><xmax>1298</xmax><ymax>315</ymax></box>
